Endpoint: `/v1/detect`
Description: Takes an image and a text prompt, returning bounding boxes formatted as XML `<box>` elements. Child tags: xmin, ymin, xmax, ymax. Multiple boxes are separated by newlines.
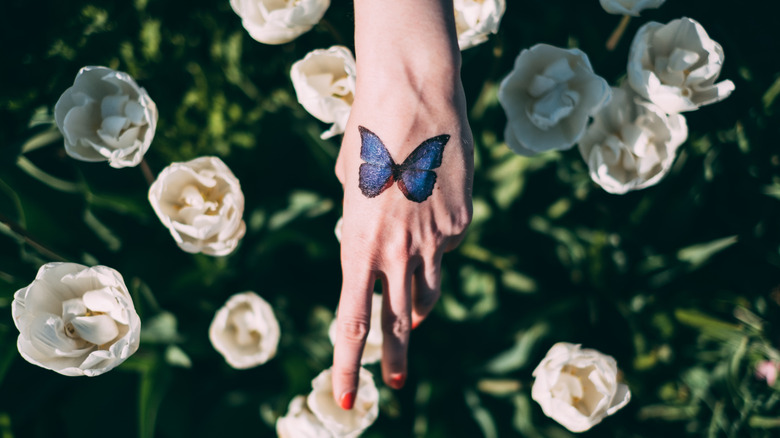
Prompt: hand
<box><xmin>331</xmin><ymin>0</ymin><xmax>473</xmax><ymax>408</ymax></box>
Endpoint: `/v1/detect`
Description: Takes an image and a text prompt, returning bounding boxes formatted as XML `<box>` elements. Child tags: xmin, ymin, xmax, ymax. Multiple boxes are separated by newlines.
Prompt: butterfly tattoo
<box><xmin>357</xmin><ymin>126</ymin><xmax>450</xmax><ymax>203</ymax></box>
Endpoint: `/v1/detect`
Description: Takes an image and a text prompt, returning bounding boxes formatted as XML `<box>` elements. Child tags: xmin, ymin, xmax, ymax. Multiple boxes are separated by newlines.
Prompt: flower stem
<box><xmin>0</xmin><ymin>212</ymin><xmax>69</xmax><ymax>262</ymax></box>
<box><xmin>606</xmin><ymin>15</ymin><xmax>631</xmax><ymax>51</ymax></box>
<box><xmin>140</xmin><ymin>158</ymin><xmax>155</xmax><ymax>186</ymax></box>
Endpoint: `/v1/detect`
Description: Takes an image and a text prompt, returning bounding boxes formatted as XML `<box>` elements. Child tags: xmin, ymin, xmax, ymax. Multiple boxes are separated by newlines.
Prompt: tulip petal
<box><xmin>71</xmin><ymin>314</ymin><xmax>119</xmax><ymax>346</ymax></box>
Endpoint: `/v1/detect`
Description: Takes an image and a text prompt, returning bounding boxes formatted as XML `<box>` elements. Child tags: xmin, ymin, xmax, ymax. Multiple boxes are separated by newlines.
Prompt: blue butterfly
<box><xmin>358</xmin><ymin>126</ymin><xmax>450</xmax><ymax>203</ymax></box>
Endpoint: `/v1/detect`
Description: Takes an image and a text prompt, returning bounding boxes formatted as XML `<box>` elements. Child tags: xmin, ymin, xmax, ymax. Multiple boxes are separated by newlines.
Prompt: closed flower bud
<box><xmin>454</xmin><ymin>0</ymin><xmax>506</xmax><ymax>50</ymax></box>
<box><xmin>291</xmin><ymin>46</ymin><xmax>356</xmax><ymax>139</ymax></box>
<box><xmin>209</xmin><ymin>292</ymin><xmax>280</xmax><ymax>369</ymax></box>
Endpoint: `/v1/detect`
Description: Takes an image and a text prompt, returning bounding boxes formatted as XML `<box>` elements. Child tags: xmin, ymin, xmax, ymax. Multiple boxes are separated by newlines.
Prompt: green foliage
<box><xmin>1</xmin><ymin>0</ymin><xmax>780</xmax><ymax>437</ymax></box>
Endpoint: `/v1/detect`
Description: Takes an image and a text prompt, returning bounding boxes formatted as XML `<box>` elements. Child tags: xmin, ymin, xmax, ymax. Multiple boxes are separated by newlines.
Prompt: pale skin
<box><xmin>332</xmin><ymin>0</ymin><xmax>474</xmax><ymax>409</ymax></box>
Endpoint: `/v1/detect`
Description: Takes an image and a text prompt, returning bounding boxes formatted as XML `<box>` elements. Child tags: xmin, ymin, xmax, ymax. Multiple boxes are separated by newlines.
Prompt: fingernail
<box><xmin>339</xmin><ymin>391</ymin><xmax>356</xmax><ymax>410</ymax></box>
<box><xmin>412</xmin><ymin>320</ymin><xmax>421</xmax><ymax>330</ymax></box>
<box><xmin>389</xmin><ymin>373</ymin><xmax>406</xmax><ymax>389</ymax></box>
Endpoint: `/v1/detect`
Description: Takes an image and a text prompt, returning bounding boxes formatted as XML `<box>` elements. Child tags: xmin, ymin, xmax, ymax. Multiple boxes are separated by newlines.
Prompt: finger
<box><xmin>380</xmin><ymin>265</ymin><xmax>414</xmax><ymax>390</ymax></box>
<box><xmin>332</xmin><ymin>263</ymin><xmax>375</xmax><ymax>410</ymax></box>
<box><xmin>411</xmin><ymin>252</ymin><xmax>443</xmax><ymax>329</ymax></box>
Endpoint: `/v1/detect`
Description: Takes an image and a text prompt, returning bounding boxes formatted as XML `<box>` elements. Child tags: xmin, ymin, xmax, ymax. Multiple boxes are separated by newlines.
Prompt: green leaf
<box><xmin>675</xmin><ymin>309</ymin><xmax>742</xmax><ymax>335</ymax></box>
<box><xmin>0</xmin><ymin>326</ymin><xmax>16</xmax><ymax>389</ymax></box>
<box><xmin>464</xmin><ymin>389</ymin><xmax>498</xmax><ymax>438</ymax></box>
<box><xmin>676</xmin><ymin>235</ymin><xmax>738</xmax><ymax>268</ymax></box>
<box><xmin>83</xmin><ymin>209</ymin><xmax>122</xmax><ymax>252</ymax></box>
<box><xmin>137</xmin><ymin>356</ymin><xmax>171</xmax><ymax>438</ymax></box>
<box><xmin>763</xmin><ymin>75</ymin><xmax>780</xmax><ymax>112</ymax></box>
<box><xmin>268</xmin><ymin>191</ymin><xmax>334</xmax><ymax>230</ymax></box>
<box><xmin>501</xmin><ymin>270</ymin><xmax>537</xmax><ymax>294</ymax></box>
<box><xmin>749</xmin><ymin>416</ymin><xmax>780</xmax><ymax>428</ymax></box>
<box><xmin>141</xmin><ymin>312</ymin><xmax>183</xmax><ymax>344</ymax></box>
<box><xmin>20</xmin><ymin>127</ymin><xmax>61</xmax><ymax>154</ymax></box>
<box><xmin>485</xmin><ymin>322</ymin><xmax>549</xmax><ymax>374</ymax></box>
<box><xmin>16</xmin><ymin>156</ymin><xmax>82</xmax><ymax>193</ymax></box>
<box><xmin>0</xmin><ymin>412</ymin><xmax>13</xmax><ymax>438</ymax></box>
<box><xmin>477</xmin><ymin>378</ymin><xmax>522</xmax><ymax>397</ymax></box>
<box><xmin>164</xmin><ymin>345</ymin><xmax>192</xmax><ymax>368</ymax></box>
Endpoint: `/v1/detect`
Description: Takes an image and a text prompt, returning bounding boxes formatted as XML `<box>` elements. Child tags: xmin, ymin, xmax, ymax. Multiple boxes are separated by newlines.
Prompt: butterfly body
<box><xmin>357</xmin><ymin>126</ymin><xmax>449</xmax><ymax>203</ymax></box>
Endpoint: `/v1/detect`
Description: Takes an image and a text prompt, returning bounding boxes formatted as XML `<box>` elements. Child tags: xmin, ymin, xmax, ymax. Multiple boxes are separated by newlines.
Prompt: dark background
<box><xmin>1</xmin><ymin>0</ymin><xmax>779</xmax><ymax>437</ymax></box>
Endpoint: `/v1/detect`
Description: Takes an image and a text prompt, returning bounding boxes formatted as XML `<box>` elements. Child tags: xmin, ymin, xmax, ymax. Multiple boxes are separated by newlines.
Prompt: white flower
<box><xmin>578</xmin><ymin>84</ymin><xmax>688</xmax><ymax>194</ymax></box>
<box><xmin>498</xmin><ymin>44</ymin><xmax>611</xmax><ymax>156</ymax></box>
<box><xmin>277</xmin><ymin>395</ymin><xmax>334</xmax><ymax>438</ymax></box>
<box><xmin>209</xmin><ymin>292</ymin><xmax>280</xmax><ymax>369</ymax></box>
<box><xmin>148</xmin><ymin>156</ymin><xmax>246</xmax><ymax>256</ymax></box>
<box><xmin>329</xmin><ymin>293</ymin><xmax>383</xmax><ymax>364</ymax></box>
<box><xmin>532</xmin><ymin>342</ymin><xmax>631</xmax><ymax>433</ymax></box>
<box><xmin>230</xmin><ymin>0</ymin><xmax>330</xmax><ymax>45</ymax></box>
<box><xmin>54</xmin><ymin>66</ymin><xmax>158</xmax><ymax>168</ymax></box>
<box><xmin>291</xmin><ymin>46</ymin><xmax>356</xmax><ymax>139</ymax></box>
<box><xmin>334</xmin><ymin>216</ymin><xmax>343</xmax><ymax>242</ymax></box>
<box><xmin>11</xmin><ymin>263</ymin><xmax>141</xmax><ymax>377</ymax></box>
<box><xmin>599</xmin><ymin>0</ymin><xmax>665</xmax><ymax>16</ymax></box>
<box><xmin>307</xmin><ymin>367</ymin><xmax>379</xmax><ymax>438</ymax></box>
<box><xmin>454</xmin><ymin>0</ymin><xmax>506</xmax><ymax>50</ymax></box>
<box><xmin>627</xmin><ymin>17</ymin><xmax>735</xmax><ymax>114</ymax></box>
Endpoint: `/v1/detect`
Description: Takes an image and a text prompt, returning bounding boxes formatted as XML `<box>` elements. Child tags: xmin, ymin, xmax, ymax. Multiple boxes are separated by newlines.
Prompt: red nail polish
<box><xmin>389</xmin><ymin>373</ymin><xmax>406</xmax><ymax>389</ymax></box>
<box><xmin>339</xmin><ymin>391</ymin><xmax>356</xmax><ymax>410</ymax></box>
<box><xmin>412</xmin><ymin>320</ymin><xmax>421</xmax><ymax>330</ymax></box>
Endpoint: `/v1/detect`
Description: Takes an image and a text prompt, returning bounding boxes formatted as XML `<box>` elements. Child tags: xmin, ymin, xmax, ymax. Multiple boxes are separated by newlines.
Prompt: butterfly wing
<box><xmin>359</xmin><ymin>163</ymin><xmax>395</xmax><ymax>198</ymax></box>
<box><xmin>397</xmin><ymin>169</ymin><xmax>437</xmax><ymax>203</ymax></box>
<box><xmin>358</xmin><ymin>126</ymin><xmax>395</xmax><ymax>198</ymax></box>
<box><xmin>397</xmin><ymin>134</ymin><xmax>450</xmax><ymax>202</ymax></box>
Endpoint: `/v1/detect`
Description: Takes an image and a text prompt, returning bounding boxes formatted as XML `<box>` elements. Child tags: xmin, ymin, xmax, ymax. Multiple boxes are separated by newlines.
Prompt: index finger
<box><xmin>332</xmin><ymin>260</ymin><xmax>375</xmax><ymax>410</ymax></box>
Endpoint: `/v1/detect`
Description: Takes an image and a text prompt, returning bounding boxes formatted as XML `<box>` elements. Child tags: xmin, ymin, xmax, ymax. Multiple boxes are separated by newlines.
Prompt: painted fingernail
<box><xmin>339</xmin><ymin>391</ymin><xmax>356</xmax><ymax>410</ymax></box>
<box><xmin>412</xmin><ymin>320</ymin><xmax>421</xmax><ymax>330</ymax></box>
<box><xmin>389</xmin><ymin>373</ymin><xmax>406</xmax><ymax>389</ymax></box>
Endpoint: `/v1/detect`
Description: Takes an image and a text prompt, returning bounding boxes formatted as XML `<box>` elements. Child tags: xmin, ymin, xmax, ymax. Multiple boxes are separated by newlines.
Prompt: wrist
<box><xmin>353</xmin><ymin>0</ymin><xmax>461</xmax><ymax>89</ymax></box>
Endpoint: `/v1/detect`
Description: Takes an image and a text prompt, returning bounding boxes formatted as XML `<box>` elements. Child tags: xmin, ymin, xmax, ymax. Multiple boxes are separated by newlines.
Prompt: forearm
<box><xmin>353</xmin><ymin>0</ymin><xmax>461</xmax><ymax>102</ymax></box>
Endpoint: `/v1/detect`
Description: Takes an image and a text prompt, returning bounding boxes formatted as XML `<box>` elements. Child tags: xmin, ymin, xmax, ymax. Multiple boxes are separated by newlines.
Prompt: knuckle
<box><xmin>382</xmin><ymin>314</ymin><xmax>411</xmax><ymax>340</ymax></box>
<box><xmin>338</xmin><ymin>318</ymin><xmax>370</xmax><ymax>344</ymax></box>
<box><xmin>449</xmin><ymin>205</ymin><xmax>473</xmax><ymax>236</ymax></box>
<box><xmin>383</xmin><ymin>233</ymin><xmax>413</xmax><ymax>261</ymax></box>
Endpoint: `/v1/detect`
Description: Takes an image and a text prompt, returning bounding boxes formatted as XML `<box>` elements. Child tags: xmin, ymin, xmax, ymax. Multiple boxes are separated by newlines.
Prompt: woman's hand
<box><xmin>331</xmin><ymin>0</ymin><xmax>473</xmax><ymax>410</ymax></box>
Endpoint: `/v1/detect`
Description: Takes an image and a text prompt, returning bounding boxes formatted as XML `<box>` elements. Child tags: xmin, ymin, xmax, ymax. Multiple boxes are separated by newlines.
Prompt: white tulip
<box><xmin>578</xmin><ymin>84</ymin><xmax>688</xmax><ymax>194</ymax></box>
<box><xmin>307</xmin><ymin>367</ymin><xmax>379</xmax><ymax>438</ymax></box>
<box><xmin>334</xmin><ymin>216</ymin><xmax>343</xmax><ymax>243</ymax></box>
<box><xmin>599</xmin><ymin>0</ymin><xmax>665</xmax><ymax>16</ymax></box>
<box><xmin>532</xmin><ymin>342</ymin><xmax>631</xmax><ymax>433</ymax></box>
<box><xmin>230</xmin><ymin>0</ymin><xmax>330</xmax><ymax>45</ymax></box>
<box><xmin>209</xmin><ymin>292</ymin><xmax>280</xmax><ymax>369</ymax></box>
<box><xmin>148</xmin><ymin>156</ymin><xmax>246</xmax><ymax>256</ymax></box>
<box><xmin>498</xmin><ymin>44</ymin><xmax>611</xmax><ymax>156</ymax></box>
<box><xmin>54</xmin><ymin>66</ymin><xmax>158</xmax><ymax>168</ymax></box>
<box><xmin>329</xmin><ymin>293</ymin><xmax>383</xmax><ymax>364</ymax></box>
<box><xmin>11</xmin><ymin>263</ymin><xmax>141</xmax><ymax>376</ymax></box>
<box><xmin>627</xmin><ymin>17</ymin><xmax>735</xmax><ymax>114</ymax></box>
<box><xmin>454</xmin><ymin>0</ymin><xmax>506</xmax><ymax>50</ymax></box>
<box><xmin>277</xmin><ymin>395</ymin><xmax>335</xmax><ymax>438</ymax></box>
<box><xmin>291</xmin><ymin>46</ymin><xmax>356</xmax><ymax>139</ymax></box>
